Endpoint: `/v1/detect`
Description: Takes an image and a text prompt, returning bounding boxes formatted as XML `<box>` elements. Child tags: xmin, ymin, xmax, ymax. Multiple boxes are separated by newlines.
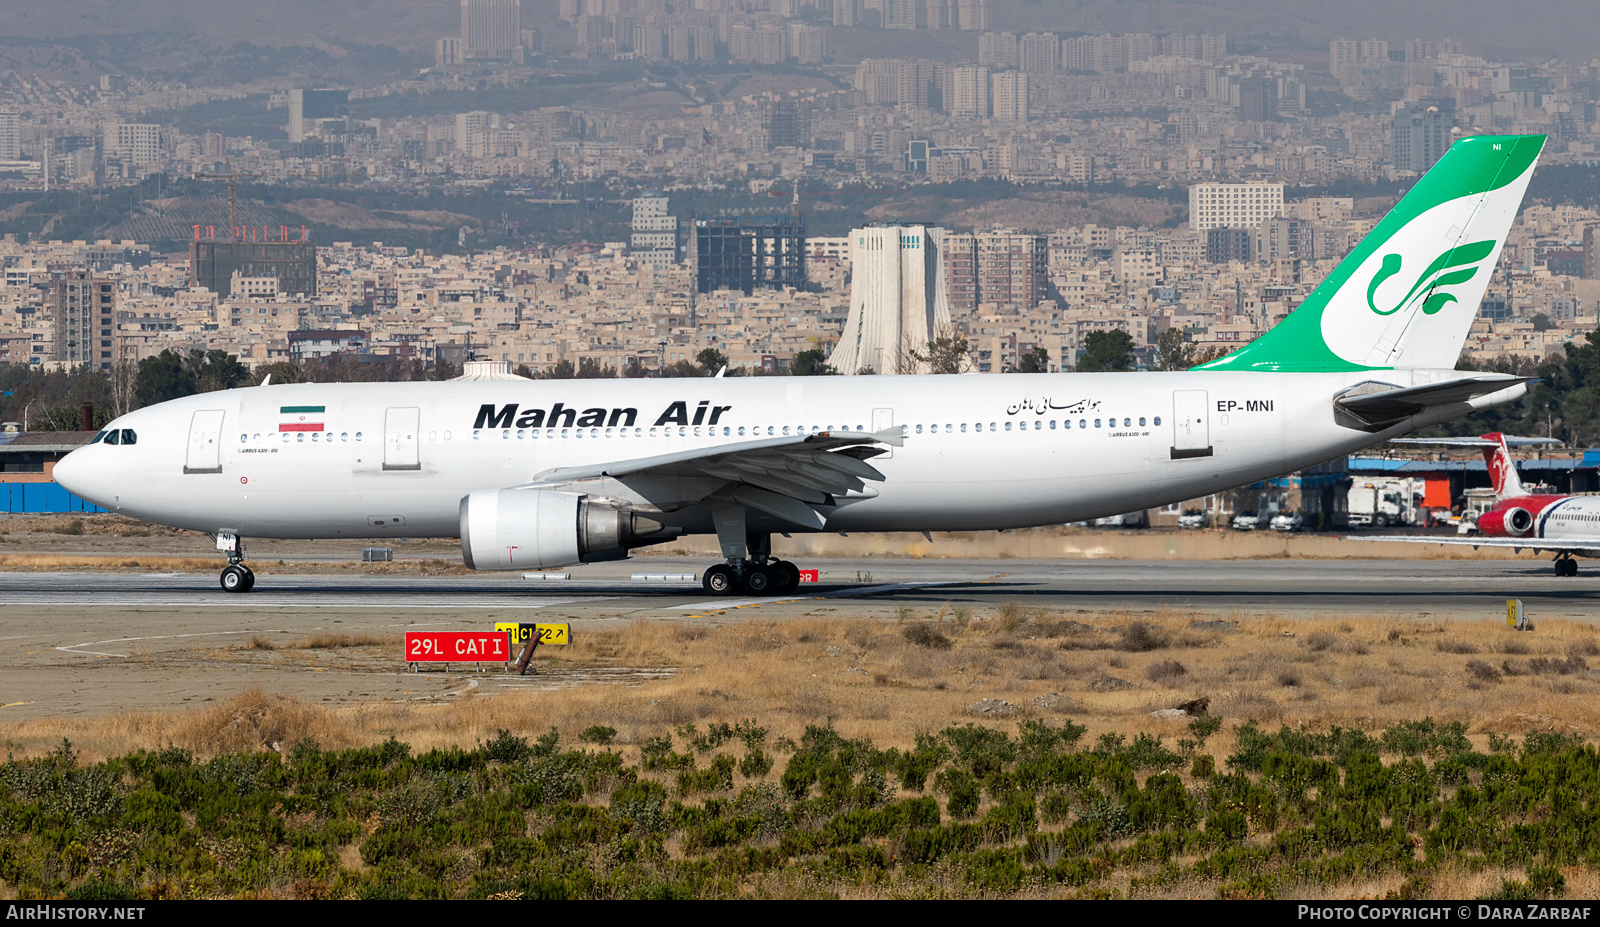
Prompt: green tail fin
<box><xmin>1198</xmin><ymin>134</ymin><xmax>1545</xmax><ymax>372</ymax></box>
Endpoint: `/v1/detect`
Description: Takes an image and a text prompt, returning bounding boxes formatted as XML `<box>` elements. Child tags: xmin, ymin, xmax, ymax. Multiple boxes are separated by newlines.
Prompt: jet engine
<box><xmin>1479</xmin><ymin>506</ymin><xmax>1535</xmax><ymax>537</ymax></box>
<box><xmin>459</xmin><ymin>489</ymin><xmax>672</xmax><ymax>571</ymax></box>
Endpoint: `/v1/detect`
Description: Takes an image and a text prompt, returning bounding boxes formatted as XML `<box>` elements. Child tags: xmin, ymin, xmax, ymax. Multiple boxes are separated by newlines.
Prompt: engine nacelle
<box><xmin>459</xmin><ymin>489</ymin><xmax>669</xmax><ymax>571</ymax></box>
<box><xmin>1479</xmin><ymin>506</ymin><xmax>1535</xmax><ymax>537</ymax></box>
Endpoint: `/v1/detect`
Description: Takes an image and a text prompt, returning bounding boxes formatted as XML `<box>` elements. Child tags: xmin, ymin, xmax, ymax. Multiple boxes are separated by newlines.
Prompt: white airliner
<box><xmin>55</xmin><ymin>134</ymin><xmax>1547</xmax><ymax>595</ymax></box>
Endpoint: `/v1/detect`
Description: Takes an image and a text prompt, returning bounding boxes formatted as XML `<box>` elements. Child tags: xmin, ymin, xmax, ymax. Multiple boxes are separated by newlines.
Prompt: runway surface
<box><xmin>1</xmin><ymin>557</ymin><xmax>1594</xmax><ymax>719</ymax></box>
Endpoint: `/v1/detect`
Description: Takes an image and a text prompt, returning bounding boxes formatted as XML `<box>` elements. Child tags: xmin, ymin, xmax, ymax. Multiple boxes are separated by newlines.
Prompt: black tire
<box><xmin>239</xmin><ymin>566</ymin><xmax>256</xmax><ymax>592</ymax></box>
<box><xmin>220</xmin><ymin>565</ymin><xmax>248</xmax><ymax>593</ymax></box>
<box><xmin>703</xmin><ymin>564</ymin><xmax>736</xmax><ymax>595</ymax></box>
<box><xmin>744</xmin><ymin>565</ymin><xmax>774</xmax><ymax>594</ymax></box>
<box><xmin>1374</xmin><ymin>514</ymin><xmax>1389</xmax><ymax>529</ymax></box>
<box><xmin>770</xmin><ymin>560</ymin><xmax>800</xmax><ymax>593</ymax></box>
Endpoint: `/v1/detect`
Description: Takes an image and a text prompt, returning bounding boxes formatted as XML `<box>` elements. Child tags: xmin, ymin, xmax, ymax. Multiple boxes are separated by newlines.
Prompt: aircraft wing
<box><xmin>523</xmin><ymin>428</ymin><xmax>902</xmax><ymax>528</ymax></box>
<box><xmin>1345</xmin><ymin>535</ymin><xmax>1600</xmax><ymax>554</ymax></box>
<box><xmin>1335</xmin><ymin>375</ymin><xmax>1532</xmax><ymax>426</ymax></box>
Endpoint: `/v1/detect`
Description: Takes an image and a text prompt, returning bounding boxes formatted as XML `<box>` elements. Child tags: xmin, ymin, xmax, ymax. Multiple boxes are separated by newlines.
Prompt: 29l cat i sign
<box><xmin>405</xmin><ymin>632</ymin><xmax>510</xmax><ymax>662</ymax></box>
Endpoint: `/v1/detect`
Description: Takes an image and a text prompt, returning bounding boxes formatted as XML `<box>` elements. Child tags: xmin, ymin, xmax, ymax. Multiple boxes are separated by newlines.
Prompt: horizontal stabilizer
<box><xmin>1335</xmin><ymin>375</ymin><xmax>1530</xmax><ymax>429</ymax></box>
<box><xmin>1388</xmin><ymin>434</ymin><xmax>1560</xmax><ymax>447</ymax></box>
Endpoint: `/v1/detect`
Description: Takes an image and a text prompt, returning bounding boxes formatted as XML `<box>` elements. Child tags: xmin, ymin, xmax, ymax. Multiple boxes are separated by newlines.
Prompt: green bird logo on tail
<box><xmin>1365</xmin><ymin>239</ymin><xmax>1497</xmax><ymax>318</ymax></box>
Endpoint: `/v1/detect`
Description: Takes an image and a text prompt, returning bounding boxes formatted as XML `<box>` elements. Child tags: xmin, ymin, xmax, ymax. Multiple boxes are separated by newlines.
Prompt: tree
<box><xmin>255</xmin><ymin>361</ymin><xmax>307</xmax><ymax>385</ymax></box>
<box><xmin>907</xmin><ymin>325</ymin><xmax>971</xmax><ymax>374</ymax></box>
<box><xmin>1012</xmin><ymin>346</ymin><xmax>1049</xmax><ymax>373</ymax></box>
<box><xmin>696</xmin><ymin>348</ymin><xmax>728</xmax><ymax>375</ymax></box>
<box><xmin>790</xmin><ymin>349</ymin><xmax>836</xmax><ymax>376</ymax></box>
<box><xmin>1154</xmin><ymin>328</ymin><xmax>1196</xmax><ymax>371</ymax></box>
<box><xmin>184</xmin><ymin>349</ymin><xmax>250</xmax><ymax>393</ymax></box>
<box><xmin>576</xmin><ymin>357</ymin><xmax>616</xmax><ymax>378</ymax></box>
<box><xmin>539</xmin><ymin>359</ymin><xmax>576</xmax><ymax>379</ymax></box>
<box><xmin>133</xmin><ymin>350</ymin><xmax>196</xmax><ymax>406</ymax></box>
<box><xmin>1076</xmin><ymin>329</ymin><xmax>1135</xmax><ymax>372</ymax></box>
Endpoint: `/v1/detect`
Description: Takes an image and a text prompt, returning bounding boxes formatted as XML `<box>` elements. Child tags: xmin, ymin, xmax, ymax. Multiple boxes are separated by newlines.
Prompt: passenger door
<box><xmin>183</xmin><ymin>409</ymin><xmax>225</xmax><ymax>474</ymax></box>
<box><xmin>383</xmin><ymin>407</ymin><xmax>421</xmax><ymax>471</ymax></box>
<box><xmin>1170</xmin><ymin>390</ymin><xmax>1212</xmax><ymax>459</ymax></box>
<box><xmin>872</xmin><ymin>407</ymin><xmax>894</xmax><ymax>459</ymax></box>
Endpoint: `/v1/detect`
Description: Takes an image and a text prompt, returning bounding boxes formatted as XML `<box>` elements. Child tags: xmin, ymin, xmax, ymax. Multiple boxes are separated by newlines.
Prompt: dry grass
<box><xmin>5</xmin><ymin>607</ymin><xmax>1600</xmax><ymax>765</ymax></box>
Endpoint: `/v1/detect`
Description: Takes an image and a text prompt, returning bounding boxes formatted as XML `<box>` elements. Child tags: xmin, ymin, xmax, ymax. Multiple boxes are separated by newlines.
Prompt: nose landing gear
<box><xmin>215</xmin><ymin>531</ymin><xmax>256</xmax><ymax>593</ymax></box>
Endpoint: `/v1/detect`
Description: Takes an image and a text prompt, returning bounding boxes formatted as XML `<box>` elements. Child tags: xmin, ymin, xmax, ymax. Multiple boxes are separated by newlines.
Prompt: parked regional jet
<box><xmin>54</xmin><ymin>134</ymin><xmax>1548</xmax><ymax>594</ymax></box>
<box><xmin>1358</xmin><ymin>432</ymin><xmax>1599</xmax><ymax>575</ymax></box>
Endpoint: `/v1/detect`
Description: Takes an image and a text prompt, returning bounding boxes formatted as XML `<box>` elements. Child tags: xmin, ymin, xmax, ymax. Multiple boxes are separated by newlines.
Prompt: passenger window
<box><xmin>1139</xmin><ymin>417</ymin><xmax>1146</xmax><ymax>426</ymax></box>
<box><xmin>1153</xmin><ymin>417</ymin><xmax>1162</xmax><ymax>426</ymax></box>
<box><xmin>1049</xmin><ymin>420</ymin><xmax>1057</xmax><ymax>430</ymax></box>
<box><xmin>104</xmin><ymin>430</ymin><xmax>120</xmax><ymax>445</ymax></box>
<box><xmin>121</xmin><ymin>429</ymin><xmax>136</xmax><ymax>445</ymax></box>
<box><xmin>961</xmin><ymin>423</ymin><xmax>968</xmax><ymax>433</ymax></box>
<box><xmin>355</xmin><ymin>432</ymin><xmax>363</xmax><ymax>441</ymax></box>
<box><xmin>1094</xmin><ymin>419</ymin><xmax>1101</xmax><ymax>428</ymax></box>
<box><xmin>1124</xmin><ymin>418</ymin><xmax>1131</xmax><ymax>427</ymax></box>
<box><xmin>1005</xmin><ymin>422</ymin><xmax>1012</xmax><ymax>431</ymax></box>
<box><xmin>916</xmin><ymin>425</ymin><xmax>923</xmax><ymax>434</ymax></box>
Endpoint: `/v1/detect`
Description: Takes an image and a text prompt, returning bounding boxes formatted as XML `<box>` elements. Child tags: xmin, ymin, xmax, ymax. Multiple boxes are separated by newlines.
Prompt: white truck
<box><xmin>1347</xmin><ymin>478</ymin><xmax>1419</xmax><ymax>529</ymax></box>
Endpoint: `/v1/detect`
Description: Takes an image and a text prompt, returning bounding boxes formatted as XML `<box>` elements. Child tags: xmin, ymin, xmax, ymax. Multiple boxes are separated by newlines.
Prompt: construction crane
<box><xmin>192</xmin><ymin>160</ymin><xmax>264</xmax><ymax>241</ymax></box>
<box><xmin>192</xmin><ymin>160</ymin><xmax>353</xmax><ymax>241</ymax></box>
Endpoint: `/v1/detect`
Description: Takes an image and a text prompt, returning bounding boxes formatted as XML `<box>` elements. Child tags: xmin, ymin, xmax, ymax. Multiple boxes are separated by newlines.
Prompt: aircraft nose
<box><xmin>52</xmin><ymin>449</ymin><xmax>87</xmax><ymax>497</ymax></box>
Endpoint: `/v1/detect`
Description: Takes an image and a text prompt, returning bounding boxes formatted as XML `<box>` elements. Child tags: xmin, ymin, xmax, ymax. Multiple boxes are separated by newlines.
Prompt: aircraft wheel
<box><xmin>238</xmin><ymin>565</ymin><xmax>256</xmax><ymax>592</ymax></box>
<box><xmin>770</xmin><ymin>560</ymin><xmax>800</xmax><ymax>593</ymax></box>
<box><xmin>744</xmin><ymin>564</ymin><xmax>774</xmax><ymax>595</ymax></box>
<box><xmin>702</xmin><ymin>564</ymin><xmax>737</xmax><ymax>595</ymax></box>
<box><xmin>220</xmin><ymin>565</ymin><xmax>251</xmax><ymax>593</ymax></box>
<box><xmin>1557</xmin><ymin>559</ymin><xmax>1579</xmax><ymax>577</ymax></box>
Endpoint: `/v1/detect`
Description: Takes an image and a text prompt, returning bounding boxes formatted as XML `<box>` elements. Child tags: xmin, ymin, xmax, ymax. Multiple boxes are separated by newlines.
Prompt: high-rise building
<box><xmin>1189</xmin><ymin>182</ymin><xmax>1285</xmax><ymax>230</ymax></box>
<box><xmin>287</xmin><ymin>89</ymin><xmax>350</xmax><ymax>144</ymax></box>
<box><xmin>990</xmin><ymin>71</ymin><xmax>1028</xmax><ymax>122</ymax></box>
<box><xmin>1393</xmin><ymin>105</ymin><xmax>1452</xmax><ymax>173</ymax></box>
<box><xmin>631</xmin><ymin>195</ymin><xmax>677</xmax><ymax>268</ymax></box>
<box><xmin>763</xmin><ymin>101</ymin><xmax>810</xmax><ymax>149</ymax></box>
<box><xmin>51</xmin><ymin>271</ymin><xmax>117</xmax><ymax>371</ymax></box>
<box><xmin>0</xmin><ymin>112</ymin><xmax>20</xmax><ymax>160</ymax></box>
<box><xmin>456</xmin><ymin>111</ymin><xmax>493</xmax><ymax>154</ymax></box>
<box><xmin>1238</xmin><ymin>77</ymin><xmax>1276</xmax><ymax>122</ymax></box>
<box><xmin>978</xmin><ymin>32</ymin><xmax>1018</xmax><ymax>68</ymax></box>
<box><xmin>943</xmin><ymin>229</ymin><xmax>1046</xmax><ymax>313</ymax></box>
<box><xmin>1583</xmin><ymin>226</ymin><xmax>1598</xmax><ymax>280</ymax></box>
<box><xmin>102</xmin><ymin>123</ymin><xmax>160</xmax><ymax>167</ymax></box>
<box><xmin>692</xmin><ymin>216</ymin><xmax>807</xmax><ymax>295</ymax></box>
<box><xmin>461</xmin><ymin>0</ymin><xmax>523</xmax><ymax>62</ymax></box>
<box><xmin>950</xmin><ymin>66</ymin><xmax>990</xmax><ymax>117</ymax></box>
<box><xmin>1017</xmin><ymin>33</ymin><xmax>1058</xmax><ymax>72</ymax></box>
<box><xmin>829</xmin><ymin>225</ymin><xmax>953</xmax><ymax>375</ymax></box>
<box><xmin>190</xmin><ymin>241</ymin><xmax>317</xmax><ymax>300</ymax></box>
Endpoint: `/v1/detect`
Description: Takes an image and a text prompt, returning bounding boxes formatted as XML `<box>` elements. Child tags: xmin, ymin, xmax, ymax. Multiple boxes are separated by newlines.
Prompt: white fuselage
<box><xmin>56</xmin><ymin>369</ymin><xmax>1486</xmax><ymax>542</ymax></box>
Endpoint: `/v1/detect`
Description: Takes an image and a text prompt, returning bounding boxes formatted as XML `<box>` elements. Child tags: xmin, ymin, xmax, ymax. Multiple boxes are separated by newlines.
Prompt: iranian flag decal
<box><xmin>280</xmin><ymin>405</ymin><xmax>325</xmax><ymax>431</ymax></box>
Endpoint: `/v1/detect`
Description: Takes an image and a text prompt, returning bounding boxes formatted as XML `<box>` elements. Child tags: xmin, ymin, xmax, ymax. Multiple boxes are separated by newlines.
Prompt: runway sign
<box><xmin>494</xmin><ymin>622</ymin><xmax>571</xmax><ymax>646</ymax></box>
<box><xmin>406</xmin><ymin>631</ymin><xmax>510</xmax><ymax>662</ymax></box>
<box><xmin>799</xmin><ymin>570</ymin><xmax>819</xmax><ymax>583</ymax></box>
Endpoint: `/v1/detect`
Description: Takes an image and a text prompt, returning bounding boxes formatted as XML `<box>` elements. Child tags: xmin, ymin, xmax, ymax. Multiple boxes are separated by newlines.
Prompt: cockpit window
<box><xmin>103</xmin><ymin>429</ymin><xmax>120</xmax><ymax>446</ymax></box>
<box><xmin>121</xmin><ymin>429</ymin><xmax>137</xmax><ymax>445</ymax></box>
<box><xmin>90</xmin><ymin>430</ymin><xmax>107</xmax><ymax>444</ymax></box>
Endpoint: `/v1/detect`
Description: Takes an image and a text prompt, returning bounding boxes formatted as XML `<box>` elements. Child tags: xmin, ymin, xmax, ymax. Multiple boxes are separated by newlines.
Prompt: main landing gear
<box><xmin>702</xmin><ymin>558</ymin><xmax>801</xmax><ymax>596</ymax></box>
<box><xmin>700</xmin><ymin>517</ymin><xmax>801</xmax><ymax>596</ymax></box>
<box><xmin>1554</xmin><ymin>554</ymin><xmax>1579</xmax><ymax>577</ymax></box>
<box><xmin>216</xmin><ymin>531</ymin><xmax>256</xmax><ymax>593</ymax></box>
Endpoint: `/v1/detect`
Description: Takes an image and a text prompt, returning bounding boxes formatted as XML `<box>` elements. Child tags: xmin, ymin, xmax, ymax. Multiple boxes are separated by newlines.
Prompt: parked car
<box><xmin>1177</xmin><ymin>508</ymin><xmax>1210</xmax><ymax>529</ymax></box>
<box><xmin>1094</xmin><ymin>510</ymin><xmax>1150</xmax><ymax>528</ymax></box>
<box><xmin>1270</xmin><ymin>511</ymin><xmax>1304</xmax><ymax>532</ymax></box>
<box><xmin>1231</xmin><ymin>511</ymin><xmax>1260</xmax><ymax>531</ymax></box>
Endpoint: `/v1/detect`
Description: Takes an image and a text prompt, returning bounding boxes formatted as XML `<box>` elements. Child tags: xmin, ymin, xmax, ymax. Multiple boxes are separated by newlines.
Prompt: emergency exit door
<box><xmin>1170</xmin><ymin>391</ymin><xmax>1212</xmax><ymax>459</ymax></box>
<box><xmin>183</xmin><ymin>409</ymin><xmax>225</xmax><ymax>474</ymax></box>
<box><xmin>383</xmin><ymin>407</ymin><xmax>421</xmax><ymax>471</ymax></box>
